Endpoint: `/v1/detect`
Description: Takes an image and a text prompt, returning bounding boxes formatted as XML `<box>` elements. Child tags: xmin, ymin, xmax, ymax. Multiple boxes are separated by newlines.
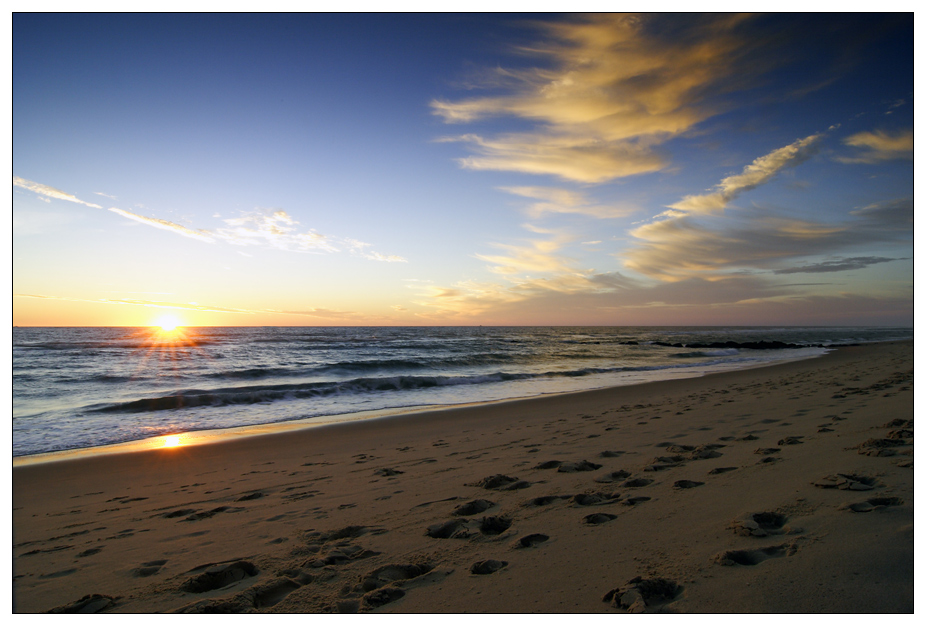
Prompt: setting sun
<box><xmin>154</xmin><ymin>315</ymin><xmax>182</xmax><ymax>332</ymax></box>
<box><xmin>162</xmin><ymin>434</ymin><xmax>182</xmax><ymax>448</ymax></box>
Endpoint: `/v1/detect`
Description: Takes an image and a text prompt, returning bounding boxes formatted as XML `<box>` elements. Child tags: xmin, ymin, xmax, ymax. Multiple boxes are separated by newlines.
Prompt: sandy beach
<box><xmin>12</xmin><ymin>341</ymin><xmax>913</xmax><ymax>614</ymax></box>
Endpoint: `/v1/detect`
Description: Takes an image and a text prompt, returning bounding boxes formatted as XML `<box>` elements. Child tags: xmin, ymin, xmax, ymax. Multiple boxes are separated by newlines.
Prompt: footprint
<box><xmin>599</xmin><ymin>450</ymin><xmax>626</xmax><ymax>458</ymax></box>
<box><xmin>48</xmin><ymin>594</ymin><xmax>115</xmax><ymax>614</ymax></box>
<box><xmin>180</xmin><ymin>561</ymin><xmax>258</xmax><ymax>593</ymax></box>
<box><xmin>557</xmin><ymin>460</ymin><xmax>603</xmax><ymax>473</ymax></box>
<box><xmin>729</xmin><ymin>512</ymin><xmax>789</xmax><ymax>537</ymax></box>
<box><xmin>132</xmin><ymin>559</ymin><xmax>167</xmax><ymax>577</ymax></box>
<box><xmin>452</xmin><ymin>499</ymin><xmax>495</xmax><ymax>516</ymax></box>
<box><xmin>673</xmin><ymin>480</ymin><xmax>704</xmax><ymax>489</ymax></box>
<box><xmin>644</xmin><ymin>456</ymin><xmax>686</xmax><ymax>471</ymax></box>
<box><xmin>622</xmin><ymin>478</ymin><xmax>653</xmax><ymax>488</ymax></box>
<box><xmin>470</xmin><ymin>559</ymin><xmax>507</xmax><ymax>575</ymax></box>
<box><xmin>236</xmin><ymin>492</ymin><xmax>264</xmax><ymax>502</ymax></box>
<box><xmin>514</xmin><ymin>533</ymin><xmax>549</xmax><ymax>548</ymax></box>
<box><xmin>572</xmin><ymin>493</ymin><xmax>621</xmax><ymax>506</ymax></box>
<box><xmin>583</xmin><ymin>513</ymin><xmax>617</xmax><ymax>525</ymax></box>
<box><xmin>479</xmin><ymin>516</ymin><xmax>512</xmax><ymax>536</ymax></box>
<box><xmin>603</xmin><ymin>577</ymin><xmax>681</xmax><ymax>613</ymax></box>
<box><xmin>843</xmin><ymin>497</ymin><xmax>904</xmax><ymax>512</ymax></box>
<box><xmin>854</xmin><ymin>438</ymin><xmax>907</xmax><ymax>457</ymax></box>
<box><xmin>249</xmin><ymin>577</ymin><xmax>304</xmax><ymax>609</ymax></box>
<box><xmin>363</xmin><ymin>587</ymin><xmax>405</xmax><ymax>608</ymax></box>
<box><xmin>623</xmin><ymin>496</ymin><xmax>651</xmax><ymax>506</ymax></box>
<box><xmin>594</xmin><ymin>470</ymin><xmax>631</xmax><ymax>484</ymax></box>
<box><xmin>374</xmin><ymin>468</ymin><xmax>404</xmax><ymax>477</ymax></box>
<box><xmin>715</xmin><ymin>543</ymin><xmax>795</xmax><ymax>566</ymax></box>
<box><xmin>813</xmin><ymin>473</ymin><xmax>878</xmax><ymax>491</ymax></box>
<box><xmin>524</xmin><ymin>495</ymin><xmax>572</xmax><ymax>507</ymax></box>
<box><xmin>778</xmin><ymin>437</ymin><xmax>803</xmax><ymax>445</ymax></box>
<box><xmin>708</xmin><ymin>467</ymin><xmax>738</xmax><ymax>475</ymax></box>
<box><xmin>534</xmin><ymin>460</ymin><xmax>562</xmax><ymax>470</ymax></box>
<box><xmin>360</xmin><ymin>563</ymin><xmax>433</xmax><ymax>592</ymax></box>
<box><xmin>473</xmin><ymin>475</ymin><xmax>520</xmax><ymax>489</ymax></box>
<box><xmin>754</xmin><ymin>448</ymin><xmax>781</xmax><ymax>455</ymax></box>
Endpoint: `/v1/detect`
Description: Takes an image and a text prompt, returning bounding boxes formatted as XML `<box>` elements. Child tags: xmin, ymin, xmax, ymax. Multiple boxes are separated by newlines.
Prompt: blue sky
<box><xmin>13</xmin><ymin>13</ymin><xmax>914</xmax><ymax>326</ymax></box>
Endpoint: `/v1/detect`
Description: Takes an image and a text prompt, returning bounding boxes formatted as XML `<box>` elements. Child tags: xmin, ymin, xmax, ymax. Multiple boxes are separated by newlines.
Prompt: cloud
<box><xmin>441</xmin><ymin>133</ymin><xmax>667</xmax><ymax>183</ymax></box>
<box><xmin>13</xmin><ymin>176</ymin><xmax>103</xmax><ymax>208</ymax></box>
<box><xmin>216</xmin><ymin>209</ymin><xmax>337</xmax><ymax>253</ymax></box>
<box><xmin>667</xmin><ymin>133</ymin><xmax>823</xmax><ymax>214</ymax></box>
<box><xmin>432</xmin><ymin>14</ymin><xmax>775</xmax><ymax>183</ymax></box>
<box><xmin>475</xmin><ymin>231</ymin><xmax>578</xmax><ymax>276</ymax></box>
<box><xmin>836</xmin><ymin>129</ymin><xmax>913</xmax><ymax>163</ymax></box>
<box><xmin>499</xmin><ymin>186</ymin><xmax>635</xmax><ymax>218</ymax></box>
<box><xmin>108</xmin><ymin>207</ymin><xmax>215</xmax><ymax>242</ymax></box>
<box><xmin>624</xmin><ymin>207</ymin><xmax>909</xmax><ymax>282</ymax></box>
<box><xmin>772</xmin><ymin>256</ymin><xmax>902</xmax><ymax>275</ymax></box>
<box><xmin>14</xmin><ymin>176</ymin><xmax>406</xmax><ymax>262</ymax></box>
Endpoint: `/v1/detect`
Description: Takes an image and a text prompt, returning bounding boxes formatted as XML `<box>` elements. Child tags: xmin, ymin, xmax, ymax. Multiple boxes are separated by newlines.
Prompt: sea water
<box><xmin>12</xmin><ymin>326</ymin><xmax>912</xmax><ymax>458</ymax></box>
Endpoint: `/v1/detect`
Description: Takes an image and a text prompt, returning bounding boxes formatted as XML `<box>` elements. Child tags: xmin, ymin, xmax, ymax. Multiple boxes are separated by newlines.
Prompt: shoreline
<box><xmin>13</xmin><ymin>342</ymin><xmax>840</xmax><ymax>467</ymax></box>
<box><xmin>13</xmin><ymin>340</ymin><xmax>913</xmax><ymax>613</ymax></box>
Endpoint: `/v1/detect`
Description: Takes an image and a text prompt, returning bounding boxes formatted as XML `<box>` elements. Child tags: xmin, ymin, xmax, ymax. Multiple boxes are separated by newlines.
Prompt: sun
<box><xmin>153</xmin><ymin>315</ymin><xmax>183</xmax><ymax>332</ymax></box>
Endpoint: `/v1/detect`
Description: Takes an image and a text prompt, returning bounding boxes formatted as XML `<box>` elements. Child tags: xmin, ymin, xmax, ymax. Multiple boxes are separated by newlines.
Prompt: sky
<box><xmin>12</xmin><ymin>13</ymin><xmax>915</xmax><ymax>327</ymax></box>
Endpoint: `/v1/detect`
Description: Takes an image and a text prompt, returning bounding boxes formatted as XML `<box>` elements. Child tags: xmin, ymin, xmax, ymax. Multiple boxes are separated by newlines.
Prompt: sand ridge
<box><xmin>12</xmin><ymin>341</ymin><xmax>913</xmax><ymax>613</ymax></box>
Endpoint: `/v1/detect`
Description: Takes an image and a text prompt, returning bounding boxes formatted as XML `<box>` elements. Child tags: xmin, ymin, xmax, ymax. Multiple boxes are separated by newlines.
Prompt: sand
<box><xmin>12</xmin><ymin>341</ymin><xmax>914</xmax><ymax>614</ymax></box>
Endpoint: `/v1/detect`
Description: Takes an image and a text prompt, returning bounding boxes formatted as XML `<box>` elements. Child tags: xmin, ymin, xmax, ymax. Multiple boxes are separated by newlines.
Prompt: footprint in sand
<box><xmin>729</xmin><ymin>512</ymin><xmax>790</xmax><ymax>537</ymax></box>
<box><xmin>813</xmin><ymin>473</ymin><xmax>878</xmax><ymax>491</ymax></box>
<box><xmin>472</xmin><ymin>475</ymin><xmax>531</xmax><ymax>490</ymax></box>
<box><xmin>622</xmin><ymin>478</ymin><xmax>653</xmax><ymax>488</ymax></box>
<box><xmin>583</xmin><ymin>513</ymin><xmax>617</xmax><ymax>525</ymax></box>
<box><xmin>603</xmin><ymin>577</ymin><xmax>681</xmax><ymax>613</ymax></box>
<box><xmin>524</xmin><ymin>495</ymin><xmax>572</xmax><ymax>507</ymax></box>
<box><xmin>374</xmin><ymin>468</ymin><xmax>404</xmax><ymax>477</ymax></box>
<box><xmin>842</xmin><ymin>496</ymin><xmax>904</xmax><ymax>512</ymax></box>
<box><xmin>595</xmin><ymin>470</ymin><xmax>631</xmax><ymax>484</ymax></box>
<box><xmin>673</xmin><ymin>480</ymin><xmax>704</xmax><ymax>489</ymax></box>
<box><xmin>557</xmin><ymin>460</ymin><xmax>603</xmax><ymax>473</ymax></box>
<box><xmin>48</xmin><ymin>594</ymin><xmax>115</xmax><ymax>614</ymax></box>
<box><xmin>180</xmin><ymin>560</ymin><xmax>258</xmax><ymax>593</ymax></box>
<box><xmin>854</xmin><ymin>438</ymin><xmax>908</xmax><ymax>457</ymax></box>
<box><xmin>452</xmin><ymin>499</ymin><xmax>495</xmax><ymax>516</ymax></box>
<box><xmin>572</xmin><ymin>492</ymin><xmax>622</xmax><ymax>506</ymax></box>
<box><xmin>753</xmin><ymin>448</ymin><xmax>781</xmax><ymax>455</ymax></box>
<box><xmin>132</xmin><ymin>559</ymin><xmax>167</xmax><ymax>577</ymax></box>
<box><xmin>714</xmin><ymin>542</ymin><xmax>796</xmax><ymax>566</ymax></box>
<box><xmin>514</xmin><ymin>533</ymin><xmax>550</xmax><ymax>548</ymax></box>
<box><xmin>470</xmin><ymin>559</ymin><xmax>507</xmax><ymax>575</ymax></box>
<box><xmin>623</xmin><ymin>496</ymin><xmax>651</xmax><ymax>506</ymax></box>
<box><xmin>599</xmin><ymin>450</ymin><xmax>626</xmax><ymax>458</ymax></box>
<box><xmin>708</xmin><ymin>467</ymin><xmax>739</xmax><ymax>475</ymax></box>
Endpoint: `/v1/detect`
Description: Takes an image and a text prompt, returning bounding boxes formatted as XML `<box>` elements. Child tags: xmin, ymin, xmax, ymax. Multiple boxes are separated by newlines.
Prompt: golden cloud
<box><xmin>432</xmin><ymin>14</ymin><xmax>761</xmax><ymax>183</ymax></box>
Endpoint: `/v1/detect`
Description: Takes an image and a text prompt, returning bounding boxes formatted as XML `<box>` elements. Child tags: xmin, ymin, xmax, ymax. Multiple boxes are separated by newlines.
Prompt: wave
<box><xmin>89</xmin><ymin>356</ymin><xmax>773</xmax><ymax>415</ymax></box>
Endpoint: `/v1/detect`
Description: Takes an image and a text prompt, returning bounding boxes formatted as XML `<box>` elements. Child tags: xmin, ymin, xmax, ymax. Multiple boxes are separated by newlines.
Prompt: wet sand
<box><xmin>12</xmin><ymin>341</ymin><xmax>914</xmax><ymax>613</ymax></box>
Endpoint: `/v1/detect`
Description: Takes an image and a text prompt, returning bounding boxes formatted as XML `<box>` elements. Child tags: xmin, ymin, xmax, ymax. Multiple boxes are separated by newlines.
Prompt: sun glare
<box><xmin>162</xmin><ymin>434</ymin><xmax>183</xmax><ymax>448</ymax></box>
<box><xmin>154</xmin><ymin>315</ymin><xmax>182</xmax><ymax>332</ymax></box>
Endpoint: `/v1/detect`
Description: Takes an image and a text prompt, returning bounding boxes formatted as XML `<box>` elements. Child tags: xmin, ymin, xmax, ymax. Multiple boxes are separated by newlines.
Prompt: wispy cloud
<box><xmin>216</xmin><ymin>209</ymin><xmax>337</xmax><ymax>253</ymax></box>
<box><xmin>836</xmin><ymin>129</ymin><xmax>913</xmax><ymax>163</ymax></box>
<box><xmin>14</xmin><ymin>176</ymin><xmax>406</xmax><ymax>262</ymax></box>
<box><xmin>108</xmin><ymin>207</ymin><xmax>215</xmax><ymax>242</ymax></box>
<box><xmin>772</xmin><ymin>256</ymin><xmax>901</xmax><ymax>275</ymax></box>
<box><xmin>667</xmin><ymin>133</ymin><xmax>823</xmax><ymax>214</ymax></box>
<box><xmin>432</xmin><ymin>14</ymin><xmax>772</xmax><ymax>184</ymax></box>
<box><xmin>14</xmin><ymin>176</ymin><xmax>102</xmax><ymax>208</ymax></box>
<box><xmin>500</xmin><ymin>186</ymin><xmax>635</xmax><ymax>219</ymax></box>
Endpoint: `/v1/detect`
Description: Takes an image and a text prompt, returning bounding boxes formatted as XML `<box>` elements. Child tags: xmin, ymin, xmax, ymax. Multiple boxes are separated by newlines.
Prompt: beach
<box><xmin>12</xmin><ymin>340</ymin><xmax>914</xmax><ymax>613</ymax></box>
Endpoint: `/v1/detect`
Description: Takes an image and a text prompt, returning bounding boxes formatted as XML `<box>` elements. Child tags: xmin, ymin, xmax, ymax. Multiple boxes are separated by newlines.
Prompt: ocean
<box><xmin>12</xmin><ymin>326</ymin><xmax>912</xmax><ymax>459</ymax></box>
